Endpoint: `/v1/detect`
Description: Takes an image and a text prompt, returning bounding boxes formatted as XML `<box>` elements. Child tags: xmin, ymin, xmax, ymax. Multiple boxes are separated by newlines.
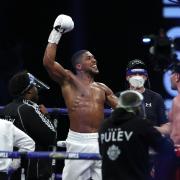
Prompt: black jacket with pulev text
<box><xmin>98</xmin><ymin>108</ymin><xmax>176</xmax><ymax>180</ymax></box>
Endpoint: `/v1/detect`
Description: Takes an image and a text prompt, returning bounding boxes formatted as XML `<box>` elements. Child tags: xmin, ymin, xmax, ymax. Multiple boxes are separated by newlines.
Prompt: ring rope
<box><xmin>0</xmin><ymin>151</ymin><xmax>102</xmax><ymax>160</ymax></box>
<box><xmin>0</xmin><ymin>106</ymin><xmax>113</xmax><ymax>116</ymax></box>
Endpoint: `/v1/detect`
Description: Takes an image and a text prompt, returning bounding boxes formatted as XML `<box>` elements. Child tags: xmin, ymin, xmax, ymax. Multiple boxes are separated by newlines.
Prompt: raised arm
<box><xmin>43</xmin><ymin>14</ymin><xmax>74</xmax><ymax>83</ymax></box>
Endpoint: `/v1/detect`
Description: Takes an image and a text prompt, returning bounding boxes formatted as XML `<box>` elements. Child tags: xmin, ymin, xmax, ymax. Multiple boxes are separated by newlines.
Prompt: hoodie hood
<box><xmin>110</xmin><ymin>108</ymin><xmax>139</xmax><ymax>125</ymax></box>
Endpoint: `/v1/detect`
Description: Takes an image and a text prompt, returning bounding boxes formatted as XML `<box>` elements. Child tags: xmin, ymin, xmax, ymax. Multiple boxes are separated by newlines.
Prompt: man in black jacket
<box><xmin>98</xmin><ymin>90</ymin><xmax>176</xmax><ymax>180</ymax></box>
<box><xmin>115</xmin><ymin>59</ymin><xmax>167</xmax><ymax>126</ymax></box>
<box><xmin>115</xmin><ymin>59</ymin><xmax>168</xmax><ymax>179</ymax></box>
<box><xmin>2</xmin><ymin>70</ymin><xmax>56</xmax><ymax>180</ymax></box>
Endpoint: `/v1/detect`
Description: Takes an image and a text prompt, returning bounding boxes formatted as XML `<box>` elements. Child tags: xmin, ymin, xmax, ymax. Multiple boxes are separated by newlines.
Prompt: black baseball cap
<box><xmin>126</xmin><ymin>59</ymin><xmax>146</xmax><ymax>70</ymax></box>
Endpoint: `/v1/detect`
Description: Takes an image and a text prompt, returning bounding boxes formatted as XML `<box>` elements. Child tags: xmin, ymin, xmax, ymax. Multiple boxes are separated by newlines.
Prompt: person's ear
<box><xmin>76</xmin><ymin>64</ymin><xmax>82</xmax><ymax>70</ymax></box>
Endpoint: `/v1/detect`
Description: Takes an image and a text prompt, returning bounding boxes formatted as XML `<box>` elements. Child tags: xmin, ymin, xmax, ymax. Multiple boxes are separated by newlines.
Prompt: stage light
<box><xmin>142</xmin><ymin>37</ymin><xmax>151</xmax><ymax>44</ymax></box>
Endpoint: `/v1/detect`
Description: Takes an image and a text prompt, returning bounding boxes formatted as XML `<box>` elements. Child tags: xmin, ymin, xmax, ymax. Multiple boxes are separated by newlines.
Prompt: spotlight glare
<box><xmin>142</xmin><ymin>37</ymin><xmax>151</xmax><ymax>44</ymax></box>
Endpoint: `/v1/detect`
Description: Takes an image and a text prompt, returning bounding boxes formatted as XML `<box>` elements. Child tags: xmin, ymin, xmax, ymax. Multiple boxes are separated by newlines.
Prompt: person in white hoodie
<box><xmin>0</xmin><ymin>119</ymin><xmax>35</xmax><ymax>180</ymax></box>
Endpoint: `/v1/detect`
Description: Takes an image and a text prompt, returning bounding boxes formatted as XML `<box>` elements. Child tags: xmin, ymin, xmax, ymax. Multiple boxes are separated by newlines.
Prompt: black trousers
<box><xmin>0</xmin><ymin>172</ymin><xmax>8</xmax><ymax>180</ymax></box>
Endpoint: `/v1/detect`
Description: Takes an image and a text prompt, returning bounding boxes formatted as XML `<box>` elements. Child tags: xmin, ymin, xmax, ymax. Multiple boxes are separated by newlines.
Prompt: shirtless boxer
<box><xmin>43</xmin><ymin>14</ymin><xmax>118</xmax><ymax>180</ymax></box>
<box><xmin>155</xmin><ymin>62</ymin><xmax>180</xmax><ymax>144</ymax></box>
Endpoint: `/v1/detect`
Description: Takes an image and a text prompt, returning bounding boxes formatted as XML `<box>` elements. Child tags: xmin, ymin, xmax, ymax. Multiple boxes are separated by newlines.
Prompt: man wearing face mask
<box><xmin>116</xmin><ymin>59</ymin><xmax>167</xmax><ymax>127</ymax></box>
<box><xmin>115</xmin><ymin>59</ymin><xmax>168</xmax><ymax>180</ymax></box>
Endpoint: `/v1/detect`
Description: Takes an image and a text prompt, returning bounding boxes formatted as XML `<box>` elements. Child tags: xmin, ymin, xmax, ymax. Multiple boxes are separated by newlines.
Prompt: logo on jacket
<box><xmin>107</xmin><ymin>144</ymin><xmax>121</xmax><ymax>161</ymax></box>
<box><xmin>145</xmin><ymin>103</ymin><xmax>152</xmax><ymax>107</ymax></box>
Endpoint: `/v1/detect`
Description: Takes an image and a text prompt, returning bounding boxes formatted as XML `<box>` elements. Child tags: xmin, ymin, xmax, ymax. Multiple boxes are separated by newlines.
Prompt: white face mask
<box><xmin>128</xmin><ymin>76</ymin><xmax>145</xmax><ymax>88</ymax></box>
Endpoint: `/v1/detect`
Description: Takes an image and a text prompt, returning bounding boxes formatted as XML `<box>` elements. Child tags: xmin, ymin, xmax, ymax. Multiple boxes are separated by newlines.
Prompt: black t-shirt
<box><xmin>115</xmin><ymin>89</ymin><xmax>167</xmax><ymax>126</ymax></box>
<box><xmin>98</xmin><ymin>108</ymin><xmax>175</xmax><ymax>180</ymax></box>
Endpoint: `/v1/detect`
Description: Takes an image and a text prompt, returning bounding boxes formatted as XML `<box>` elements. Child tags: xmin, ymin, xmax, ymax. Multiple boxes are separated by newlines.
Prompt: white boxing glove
<box><xmin>48</xmin><ymin>14</ymin><xmax>74</xmax><ymax>44</ymax></box>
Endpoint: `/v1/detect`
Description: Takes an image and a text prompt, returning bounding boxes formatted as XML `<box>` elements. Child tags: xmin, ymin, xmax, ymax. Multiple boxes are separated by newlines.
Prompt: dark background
<box><xmin>0</xmin><ymin>0</ymin><xmax>167</xmax><ymax>107</ymax></box>
<box><xmin>1</xmin><ymin>0</ymin><xmax>175</xmax><ymax>141</ymax></box>
<box><xmin>0</xmin><ymin>0</ymin><xmax>173</xmax><ymax>172</ymax></box>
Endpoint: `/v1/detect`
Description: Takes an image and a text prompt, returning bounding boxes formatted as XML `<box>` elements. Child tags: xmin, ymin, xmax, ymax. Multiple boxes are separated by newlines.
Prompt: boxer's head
<box><xmin>168</xmin><ymin>61</ymin><xmax>180</xmax><ymax>90</ymax></box>
<box><xmin>71</xmin><ymin>50</ymin><xmax>99</xmax><ymax>75</ymax></box>
<box><xmin>169</xmin><ymin>61</ymin><xmax>180</xmax><ymax>74</ymax></box>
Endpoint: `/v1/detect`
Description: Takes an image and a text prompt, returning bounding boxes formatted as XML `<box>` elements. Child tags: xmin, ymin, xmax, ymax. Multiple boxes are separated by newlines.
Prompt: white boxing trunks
<box><xmin>62</xmin><ymin>129</ymin><xmax>102</xmax><ymax>180</ymax></box>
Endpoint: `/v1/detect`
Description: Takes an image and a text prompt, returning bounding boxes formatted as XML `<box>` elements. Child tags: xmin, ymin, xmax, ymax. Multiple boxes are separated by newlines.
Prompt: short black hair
<box><xmin>71</xmin><ymin>50</ymin><xmax>88</xmax><ymax>69</ymax></box>
<box><xmin>126</xmin><ymin>59</ymin><xmax>146</xmax><ymax>70</ymax></box>
<box><xmin>8</xmin><ymin>70</ymin><xmax>31</xmax><ymax>97</ymax></box>
<box><xmin>169</xmin><ymin>61</ymin><xmax>180</xmax><ymax>73</ymax></box>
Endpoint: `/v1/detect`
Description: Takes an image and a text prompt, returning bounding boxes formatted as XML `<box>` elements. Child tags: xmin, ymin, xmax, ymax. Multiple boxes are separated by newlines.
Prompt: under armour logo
<box><xmin>145</xmin><ymin>103</ymin><xmax>152</xmax><ymax>107</ymax></box>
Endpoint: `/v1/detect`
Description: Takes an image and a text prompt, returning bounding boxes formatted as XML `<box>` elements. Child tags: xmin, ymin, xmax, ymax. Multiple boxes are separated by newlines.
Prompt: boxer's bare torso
<box><xmin>169</xmin><ymin>95</ymin><xmax>180</xmax><ymax>145</ymax></box>
<box><xmin>62</xmin><ymin>74</ymin><xmax>117</xmax><ymax>132</ymax></box>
